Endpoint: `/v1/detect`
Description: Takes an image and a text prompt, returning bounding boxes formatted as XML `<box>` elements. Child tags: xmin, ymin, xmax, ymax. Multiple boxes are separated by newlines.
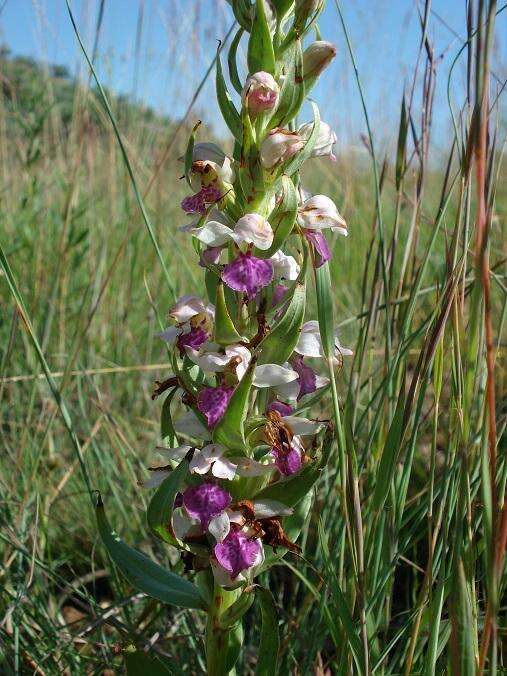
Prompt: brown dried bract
<box><xmin>260</xmin><ymin>517</ymin><xmax>301</xmax><ymax>553</ymax></box>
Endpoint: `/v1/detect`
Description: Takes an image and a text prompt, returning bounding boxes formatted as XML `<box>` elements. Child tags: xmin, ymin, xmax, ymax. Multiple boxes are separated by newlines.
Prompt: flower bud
<box><xmin>242</xmin><ymin>72</ymin><xmax>279</xmax><ymax>116</ymax></box>
<box><xmin>295</xmin><ymin>0</ymin><xmax>324</xmax><ymax>29</ymax></box>
<box><xmin>260</xmin><ymin>128</ymin><xmax>304</xmax><ymax>169</ymax></box>
<box><xmin>298</xmin><ymin>194</ymin><xmax>347</xmax><ymax>235</ymax></box>
<box><xmin>302</xmin><ymin>41</ymin><xmax>336</xmax><ymax>82</ymax></box>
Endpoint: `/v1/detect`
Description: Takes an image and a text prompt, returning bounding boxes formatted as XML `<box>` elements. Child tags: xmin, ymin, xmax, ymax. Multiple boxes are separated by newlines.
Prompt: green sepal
<box><xmin>214</xmin><ymin>282</ymin><xmax>245</xmax><ymax>346</ymax></box>
<box><xmin>96</xmin><ymin>494</ymin><xmax>206</xmax><ymax>610</ymax></box>
<box><xmin>219</xmin><ymin>590</ymin><xmax>256</xmax><ymax>629</ymax></box>
<box><xmin>216</xmin><ymin>49</ymin><xmax>242</xmax><ymax>141</ymax></box>
<box><xmin>256</xmin><ymin>175</ymin><xmax>298</xmax><ymax>258</ymax></box>
<box><xmin>248</xmin><ymin>0</ymin><xmax>276</xmax><ymax>75</ymax></box>
<box><xmin>213</xmin><ymin>357</ymin><xmax>257</xmax><ymax>451</ymax></box>
<box><xmin>257</xmin><ymin>282</ymin><xmax>306</xmax><ymax>364</ymax></box>
<box><xmin>271</xmin><ymin>0</ymin><xmax>294</xmax><ymax>19</ymax></box>
<box><xmin>272</xmin><ymin>39</ymin><xmax>305</xmax><ymax>127</ymax></box>
<box><xmin>231</xmin><ymin>0</ymin><xmax>253</xmax><ymax>31</ymax></box>
<box><xmin>147</xmin><ymin>459</ymin><xmax>189</xmax><ymax>548</ymax></box>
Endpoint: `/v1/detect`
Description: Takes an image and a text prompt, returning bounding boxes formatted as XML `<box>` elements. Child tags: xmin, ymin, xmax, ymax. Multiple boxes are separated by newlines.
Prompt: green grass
<box><xmin>1</xmin><ymin>4</ymin><xmax>506</xmax><ymax>674</ymax></box>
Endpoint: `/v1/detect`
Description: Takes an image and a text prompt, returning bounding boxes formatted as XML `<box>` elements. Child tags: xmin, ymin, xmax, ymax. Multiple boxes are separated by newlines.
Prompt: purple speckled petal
<box><xmin>292</xmin><ymin>354</ymin><xmax>317</xmax><ymax>400</ymax></box>
<box><xmin>222</xmin><ymin>252</ymin><xmax>273</xmax><ymax>299</ymax></box>
<box><xmin>200</xmin><ymin>246</ymin><xmax>223</xmax><ymax>267</ymax></box>
<box><xmin>272</xmin><ymin>444</ymin><xmax>302</xmax><ymax>476</ymax></box>
<box><xmin>197</xmin><ymin>386</ymin><xmax>234</xmax><ymax>428</ymax></box>
<box><xmin>267</xmin><ymin>401</ymin><xmax>294</xmax><ymax>416</ymax></box>
<box><xmin>183</xmin><ymin>482</ymin><xmax>231</xmax><ymax>528</ymax></box>
<box><xmin>201</xmin><ymin>185</ymin><xmax>222</xmax><ymax>203</ymax></box>
<box><xmin>177</xmin><ymin>326</ymin><xmax>209</xmax><ymax>356</ymax></box>
<box><xmin>305</xmin><ymin>230</ymin><xmax>331</xmax><ymax>267</ymax></box>
<box><xmin>181</xmin><ymin>186</ymin><xmax>222</xmax><ymax>215</ymax></box>
<box><xmin>214</xmin><ymin>527</ymin><xmax>263</xmax><ymax>579</ymax></box>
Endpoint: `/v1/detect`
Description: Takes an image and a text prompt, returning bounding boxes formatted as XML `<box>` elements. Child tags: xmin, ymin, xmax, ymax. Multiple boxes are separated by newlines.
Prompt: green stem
<box><xmin>206</xmin><ymin>584</ymin><xmax>242</xmax><ymax>676</ymax></box>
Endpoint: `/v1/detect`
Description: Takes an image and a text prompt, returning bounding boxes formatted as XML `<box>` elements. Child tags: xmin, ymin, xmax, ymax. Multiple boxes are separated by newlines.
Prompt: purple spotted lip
<box><xmin>304</xmin><ymin>230</ymin><xmax>331</xmax><ymax>268</ymax></box>
<box><xmin>197</xmin><ymin>385</ymin><xmax>234</xmax><ymax>428</ymax></box>
<box><xmin>222</xmin><ymin>252</ymin><xmax>273</xmax><ymax>299</ymax></box>
<box><xmin>214</xmin><ymin>526</ymin><xmax>262</xmax><ymax>579</ymax></box>
<box><xmin>183</xmin><ymin>483</ymin><xmax>231</xmax><ymax>528</ymax></box>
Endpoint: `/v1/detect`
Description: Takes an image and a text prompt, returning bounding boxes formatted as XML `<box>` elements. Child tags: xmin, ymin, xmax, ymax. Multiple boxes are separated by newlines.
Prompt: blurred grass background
<box><xmin>0</xmin><ymin>0</ymin><xmax>506</xmax><ymax>673</ymax></box>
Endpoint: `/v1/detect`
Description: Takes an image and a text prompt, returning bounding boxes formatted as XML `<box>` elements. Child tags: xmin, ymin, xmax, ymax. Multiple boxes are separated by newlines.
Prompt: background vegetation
<box><xmin>0</xmin><ymin>2</ymin><xmax>505</xmax><ymax>673</ymax></box>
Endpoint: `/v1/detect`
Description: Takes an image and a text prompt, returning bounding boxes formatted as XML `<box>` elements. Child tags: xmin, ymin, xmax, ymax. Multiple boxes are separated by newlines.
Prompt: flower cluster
<box><xmin>145</xmin><ymin>1</ymin><xmax>350</xmax><ymax>591</ymax></box>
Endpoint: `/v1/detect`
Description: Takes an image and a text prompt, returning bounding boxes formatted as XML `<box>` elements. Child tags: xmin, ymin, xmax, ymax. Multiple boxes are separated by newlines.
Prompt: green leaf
<box><xmin>214</xmin><ymin>282</ymin><xmax>244</xmax><ymax>346</ymax></box>
<box><xmin>255</xmin><ymin>588</ymin><xmax>279</xmax><ymax>676</ymax></box>
<box><xmin>315</xmin><ymin>261</ymin><xmax>335</xmax><ymax>360</ymax></box>
<box><xmin>96</xmin><ymin>494</ymin><xmax>206</xmax><ymax>610</ymax></box>
<box><xmin>161</xmin><ymin>389</ymin><xmax>177</xmax><ymax>444</ymax></box>
<box><xmin>282</xmin><ymin>101</ymin><xmax>320</xmax><ymax>177</ymax></box>
<box><xmin>248</xmin><ymin>0</ymin><xmax>276</xmax><ymax>75</ymax></box>
<box><xmin>213</xmin><ymin>357</ymin><xmax>257</xmax><ymax>450</ymax></box>
<box><xmin>228</xmin><ymin>28</ymin><xmax>244</xmax><ymax>95</ymax></box>
<box><xmin>216</xmin><ymin>50</ymin><xmax>242</xmax><ymax>141</ymax></box>
<box><xmin>124</xmin><ymin>648</ymin><xmax>172</xmax><ymax>675</ymax></box>
<box><xmin>147</xmin><ymin>459</ymin><xmax>189</xmax><ymax>547</ymax></box>
<box><xmin>219</xmin><ymin>590</ymin><xmax>255</xmax><ymax>628</ymax></box>
<box><xmin>257</xmin><ymin>282</ymin><xmax>306</xmax><ymax>364</ymax></box>
<box><xmin>256</xmin><ymin>175</ymin><xmax>298</xmax><ymax>258</ymax></box>
<box><xmin>271</xmin><ymin>0</ymin><xmax>294</xmax><ymax>19</ymax></box>
<box><xmin>254</xmin><ymin>461</ymin><xmax>321</xmax><ymax>507</ymax></box>
<box><xmin>272</xmin><ymin>39</ymin><xmax>305</xmax><ymax>127</ymax></box>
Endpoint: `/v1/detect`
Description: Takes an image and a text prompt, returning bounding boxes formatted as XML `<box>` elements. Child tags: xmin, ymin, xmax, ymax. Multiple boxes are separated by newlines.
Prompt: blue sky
<box><xmin>1</xmin><ymin>1</ymin><xmax>505</xmax><ymax>154</ymax></box>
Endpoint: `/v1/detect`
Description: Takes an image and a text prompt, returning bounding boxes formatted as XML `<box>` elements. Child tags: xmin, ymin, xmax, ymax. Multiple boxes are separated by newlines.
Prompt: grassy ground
<box><xmin>1</xmin><ymin>5</ymin><xmax>506</xmax><ymax>674</ymax></box>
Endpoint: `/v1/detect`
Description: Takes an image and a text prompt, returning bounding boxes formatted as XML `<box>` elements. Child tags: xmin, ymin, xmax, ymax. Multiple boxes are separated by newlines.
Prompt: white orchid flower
<box><xmin>253</xmin><ymin>363</ymin><xmax>299</xmax><ymax>388</ymax></box>
<box><xmin>298</xmin><ymin>120</ymin><xmax>337</xmax><ymax>160</ymax></box>
<box><xmin>186</xmin><ymin>344</ymin><xmax>251</xmax><ymax>381</ymax></box>
<box><xmin>185</xmin><ymin>213</ymin><xmax>273</xmax><ymax>251</ymax></box>
<box><xmin>282</xmin><ymin>416</ymin><xmax>325</xmax><ymax>436</ymax></box>
<box><xmin>169</xmin><ymin>294</ymin><xmax>215</xmax><ymax>323</ymax></box>
<box><xmin>270</xmin><ymin>250</ymin><xmax>300</xmax><ymax>280</ymax></box>
<box><xmin>295</xmin><ymin>320</ymin><xmax>353</xmax><ymax>360</ymax></box>
<box><xmin>260</xmin><ymin>128</ymin><xmax>304</xmax><ymax>169</ymax></box>
<box><xmin>190</xmin><ymin>444</ymin><xmax>237</xmax><ymax>480</ymax></box>
<box><xmin>297</xmin><ymin>195</ymin><xmax>347</xmax><ymax>236</ymax></box>
<box><xmin>192</xmin><ymin>142</ymin><xmax>235</xmax><ymax>185</ymax></box>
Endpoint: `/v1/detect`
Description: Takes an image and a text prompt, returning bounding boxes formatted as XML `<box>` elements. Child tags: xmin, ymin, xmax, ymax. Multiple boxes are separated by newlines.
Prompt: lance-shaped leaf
<box><xmin>214</xmin><ymin>282</ymin><xmax>244</xmax><ymax>346</ymax></box>
<box><xmin>213</xmin><ymin>357</ymin><xmax>257</xmax><ymax>450</ymax></box>
<box><xmin>230</xmin><ymin>0</ymin><xmax>253</xmax><ymax>31</ymax></box>
<box><xmin>248</xmin><ymin>0</ymin><xmax>275</xmax><ymax>75</ymax></box>
<box><xmin>161</xmin><ymin>388</ymin><xmax>177</xmax><ymax>445</ymax></box>
<box><xmin>96</xmin><ymin>494</ymin><xmax>206</xmax><ymax>610</ymax></box>
<box><xmin>219</xmin><ymin>589</ymin><xmax>256</xmax><ymax>629</ymax></box>
<box><xmin>283</xmin><ymin>101</ymin><xmax>320</xmax><ymax>177</ymax></box>
<box><xmin>255</xmin><ymin>587</ymin><xmax>279</xmax><ymax>676</ymax></box>
<box><xmin>254</xmin><ymin>461</ymin><xmax>321</xmax><ymax>507</ymax></box>
<box><xmin>228</xmin><ymin>28</ymin><xmax>244</xmax><ymax>95</ymax></box>
<box><xmin>271</xmin><ymin>0</ymin><xmax>294</xmax><ymax>19</ymax></box>
<box><xmin>256</xmin><ymin>175</ymin><xmax>298</xmax><ymax>259</ymax></box>
<box><xmin>216</xmin><ymin>49</ymin><xmax>242</xmax><ymax>141</ymax></box>
<box><xmin>257</xmin><ymin>282</ymin><xmax>305</xmax><ymax>364</ymax></box>
<box><xmin>147</xmin><ymin>459</ymin><xmax>189</xmax><ymax>547</ymax></box>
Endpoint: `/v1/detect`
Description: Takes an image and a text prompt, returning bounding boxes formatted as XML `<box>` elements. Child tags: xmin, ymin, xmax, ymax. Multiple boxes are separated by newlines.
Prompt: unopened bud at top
<box><xmin>302</xmin><ymin>41</ymin><xmax>336</xmax><ymax>81</ymax></box>
<box><xmin>242</xmin><ymin>72</ymin><xmax>279</xmax><ymax>116</ymax></box>
<box><xmin>295</xmin><ymin>0</ymin><xmax>324</xmax><ymax>29</ymax></box>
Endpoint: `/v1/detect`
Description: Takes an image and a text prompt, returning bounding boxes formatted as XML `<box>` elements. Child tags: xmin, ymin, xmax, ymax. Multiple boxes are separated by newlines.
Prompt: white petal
<box><xmin>227</xmin><ymin>510</ymin><xmax>246</xmax><ymax>526</ymax></box>
<box><xmin>156</xmin><ymin>445</ymin><xmax>192</xmax><ymax>461</ymax></box>
<box><xmin>295</xmin><ymin>321</ymin><xmax>325</xmax><ymax>358</ymax></box>
<box><xmin>157</xmin><ymin>326</ymin><xmax>182</xmax><ymax>344</ymax></box>
<box><xmin>208</xmin><ymin>511</ymin><xmax>231</xmax><ymax>542</ymax></box>
<box><xmin>211</xmin><ymin>560</ymin><xmax>245</xmax><ymax>589</ymax></box>
<box><xmin>252</xmin><ymin>499</ymin><xmax>293</xmax><ymax>518</ymax></box>
<box><xmin>172</xmin><ymin>507</ymin><xmax>197</xmax><ymax>540</ymax></box>
<box><xmin>335</xmin><ymin>342</ymin><xmax>354</xmax><ymax>357</ymax></box>
<box><xmin>174</xmin><ymin>411</ymin><xmax>211</xmax><ymax>439</ymax></box>
<box><xmin>169</xmin><ymin>294</ymin><xmax>212</xmax><ymax>323</ymax></box>
<box><xmin>274</xmin><ymin>378</ymin><xmax>300</xmax><ymax>401</ymax></box>
<box><xmin>187</xmin><ymin>220</ymin><xmax>234</xmax><ymax>247</ymax></box>
<box><xmin>253</xmin><ymin>364</ymin><xmax>299</xmax><ymax>387</ymax></box>
<box><xmin>201</xmin><ymin>443</ymin><xmax>226</xmax><ymax>459</ymax></box>
<box><xmin>270</xmin><ymin>250</ymin><xmax>300</xmax><ymax>280</ymax></box>
<box><xmin>315</xmin><ymin>374</ymin><xmax>330</xmax><ymax>389</ymax></box>
<box><xmin>193</xmin><ymin>142</ymin><xmax>226</xmax><ymax>164</ymax></box>
<box><xmin>232</xmin><ymin>214</ymin><xmax>274</xmax><ymax>250</ymax></box>
<box><xmin>211</xmin><ymin>457</ymin><xmax>237</xmax><ymax>480</ymax></box>
<box><xmin>186</xmin><ymin>347</ymin><xmax>231</xmax><ymax>372</ymax></box>
<box><xmin>283</xmin><ymin>417</ymin><xmax>325</xmax><ymax>435</ymax></box>
<box><xmin>141</xmin><ymin>469</ymin><xmax>169</xmax><ymax>489</ymax></box>
<box><xmin>234</xmin><ymin>458</ymin><xmax>277</xmax><ymax>476</ymax></box>
<box><xmin>225</xmin><ymin>345</ymin><xmax>252</xmax><ymax>380</ymax></box>
<box><xmin>189</xmin><ymin>450</ymin><xmax>213</xmax><ymax>474</ymax></box>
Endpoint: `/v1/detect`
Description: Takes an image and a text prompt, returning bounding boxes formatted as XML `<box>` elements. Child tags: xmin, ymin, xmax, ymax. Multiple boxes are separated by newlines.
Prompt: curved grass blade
<box><xmin>255</xmin><ymin>588</ymin><xmax>279</xmax><ymax>676</ymax></box>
